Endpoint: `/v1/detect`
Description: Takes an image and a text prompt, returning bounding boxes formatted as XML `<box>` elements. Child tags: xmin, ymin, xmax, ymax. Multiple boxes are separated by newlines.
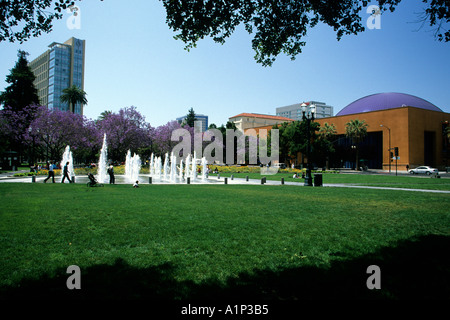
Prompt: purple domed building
<box><xmin>313</xmin><ymin>93</ymin><xmax>449</xmax><ymax>171</ymax></box>
<box><xmin>336</xmin><ymin>93</ymin><xmax>443</xmax><ymax>116</ymax></box>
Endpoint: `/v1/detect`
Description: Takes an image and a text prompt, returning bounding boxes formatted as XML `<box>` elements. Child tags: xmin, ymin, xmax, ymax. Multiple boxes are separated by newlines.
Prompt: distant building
<box><xmin>228</xmin><ymin>113</ymin><xmax>294</xmax><ymax>132</ymax></box>
<box><xmin>28</xmin><ymin>37</ymin><xmax>86</xmax><ymax>115</ymax></box>
<box><xmin>250</xmin><ymin>93</ymin><xmax>450</xmax><ymax>171</ymax></box>
<box><xmin>177</xmin><ymin>114</ymin><xmax>208</xmax><ymax>132</ymax></box>
<box><xmin>276</xmin><ymin>101</ymin><xmax>334</xmax><ymax>120</ymax></box>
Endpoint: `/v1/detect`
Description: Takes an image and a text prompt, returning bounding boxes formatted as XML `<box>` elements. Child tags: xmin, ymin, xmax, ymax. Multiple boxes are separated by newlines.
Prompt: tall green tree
<box><xmin>217</xmin><ymin>121</ymin><xmax>237</xmax><ymax>135</ymax></box>
<box><xmin>270</xmin><ymin>122</ymin><xmax>290</xmax><ymax>164</ymax></box>
<box><xmin>60</xmin><ymin>85</ymin><xmax>87</xmax><ymax>113</ymax></box>
<box><xmin>345</xmin><ymin>119</ymin><xmax>369</xmax><ymax>170</ymax></box>
<box><xmin>296</xmin><ymin>120</ymin><xmax>320</xmax><ymax>167</ymax></box>
<box><xmin>0</xmin><ymin>50</ymin><xmax>39</xmax><ymax>112</ymax></box>
<box><xmin>275</xmin><ymin>120</ymin><xmax>319</xmax><ymax>167</ymax></box>
<box><xmin>217</xmin><ymin>121</ymin><xmax>237</xmax><ymax>163</ymax></box>
<box><xmin>318</xmin><ymin>122</ymin><xmax>337</xmax><ymax>169</ymax></box>
<box><xmin>283</xmin><ymin>121</ymin><xmax>305</xmax><ymax>161</ymax></box>
<box><xmin>184</xmin><ymin>107</ymin><xmax>197</xmax><ymax>127</ymax></box>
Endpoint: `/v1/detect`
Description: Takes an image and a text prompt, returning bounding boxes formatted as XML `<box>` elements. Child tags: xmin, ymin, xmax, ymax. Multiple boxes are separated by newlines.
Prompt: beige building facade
<box><xmin>229</xmin><ymin>113</ymin><xmax>294</xmax><ymax>131</ymax></box>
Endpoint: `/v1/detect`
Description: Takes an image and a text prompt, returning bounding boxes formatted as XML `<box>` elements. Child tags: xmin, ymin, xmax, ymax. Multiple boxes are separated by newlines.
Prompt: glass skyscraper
<box><xmin>29</xmin><ymin>37</ymin><xmax>86</xmax><ymax>115</ymax></box>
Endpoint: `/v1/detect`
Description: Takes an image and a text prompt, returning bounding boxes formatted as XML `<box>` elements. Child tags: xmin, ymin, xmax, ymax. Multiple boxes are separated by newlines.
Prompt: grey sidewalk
<box><xmin>0</xmin><ymin>173</ymin><xmax>449</xmax><ymax>194</ymax></box>
<box><xmin>0</xmin><ymin>170</ymin><xmax>28</xmax><ymax>178</ymax></box>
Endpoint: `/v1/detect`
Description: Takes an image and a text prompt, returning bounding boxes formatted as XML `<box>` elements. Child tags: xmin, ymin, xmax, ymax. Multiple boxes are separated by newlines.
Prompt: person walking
<box><xmin>44</xmin><ymin>161</ymin><xmax>55</xmax><ymax>183</ymax></box>
<box><xmin>61</xmin><ymin>161</ymin><xmax>73</xmax><ymax>183</ymax></box>
<box><xmin>108</xmin><ymin>165</ymin><xmax>115</xmax><ymax>184</ymax></box>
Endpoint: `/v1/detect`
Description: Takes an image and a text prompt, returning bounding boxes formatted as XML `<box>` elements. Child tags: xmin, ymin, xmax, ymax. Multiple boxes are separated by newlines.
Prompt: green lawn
<box><xmin>211</xmin><ymin>172</ymin><xmax>450</xmax><ymax>191</ymax></box>
<box><xmin>0</xmin><ymin>183</ymin><xmax>449</xmax><ymax>300</ymax></box>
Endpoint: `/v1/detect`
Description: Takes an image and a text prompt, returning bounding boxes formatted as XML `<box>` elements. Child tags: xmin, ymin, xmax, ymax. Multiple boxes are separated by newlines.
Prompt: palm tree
<box><xmin>319</xmin><ymin>122</ymin><xmax>337</xmax><ymax>170</ymax></box>
<box><xmin>345</xmin><ymin>119</ymin><xmax>368</xmax><ymax>170</ymax></box>
<box><xmin>60</xmin><ymin>85</ymin><xmax>87</xmax><ymax>113</ymax></box>
<box><xmin>98</xmin><ymin>110</ymin><xmax>112</xmax><ymax>121</ymax></box>
<box><xmin>319</xmin><ymin>122</ymin><xmax>337</xmax><ymax>140</ymax></box>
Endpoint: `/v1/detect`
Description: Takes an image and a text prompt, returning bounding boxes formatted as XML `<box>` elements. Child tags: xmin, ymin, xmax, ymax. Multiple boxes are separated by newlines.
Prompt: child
<box><xmin>133</xmin><ymin>180</ymin><xmax>139</xmax><ymax>188</ymax></box>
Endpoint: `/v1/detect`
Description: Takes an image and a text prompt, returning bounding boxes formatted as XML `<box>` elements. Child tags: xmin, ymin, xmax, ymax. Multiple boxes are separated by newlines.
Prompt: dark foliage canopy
<box><xmin>162</xmin><ymin>0</ymin><xmax>449</xmax><ymax>66</ymax></box>
<box><xmin>2</xmin><ymin>1</ymin><xmax>447</xmax><ymax>66</ymax></box>
<box><xmin>0</xmin><ymin>0</ymin><xmax>76</xmax><ymax>43</ymax></box>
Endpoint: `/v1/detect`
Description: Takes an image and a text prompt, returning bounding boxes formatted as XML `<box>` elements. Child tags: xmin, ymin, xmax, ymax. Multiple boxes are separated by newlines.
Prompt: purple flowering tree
<box><xmin>97</xmin><ymin>106</ymin><xmax>153</xmax><ymax>162</ymax></box>
<box><xmin>74</xmin><ymin>118</ymin><xmax>103</xmax><ymax>164</ymax></box>
<box><xmin>152</xmin><ymin>121</ymin><xmax>200</xmax><ymax>160</ymax></box>
<box><xmin>152</xmin><ymin>120</ymin><xmax>183</xmax><ymax>157</ymax></box>
<box><xmin>24</xmin><ymin>105</ymin><xmax>101</xmax><ymax>164</ymax></box>
<box><xmin>0</xmin><ymin>104</ymin><xmax>39</xmax><ymax>162</ymax></box>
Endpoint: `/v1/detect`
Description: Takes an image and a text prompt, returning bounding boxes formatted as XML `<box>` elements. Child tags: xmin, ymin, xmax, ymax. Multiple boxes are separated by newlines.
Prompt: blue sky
<box><xmin>0</xmin><ymin>0</ymin><xmax>449</xmax><ymax>127</ymax></box>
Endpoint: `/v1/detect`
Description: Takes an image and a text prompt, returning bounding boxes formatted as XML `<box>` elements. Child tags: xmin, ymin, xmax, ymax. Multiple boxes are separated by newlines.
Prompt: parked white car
<box><xmin>408</xmin><ymin>166</ymin><xmax>439</xmax><ymax>175</ymax></box>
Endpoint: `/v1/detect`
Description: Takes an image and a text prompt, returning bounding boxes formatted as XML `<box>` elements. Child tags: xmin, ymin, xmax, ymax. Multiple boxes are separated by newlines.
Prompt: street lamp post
<box><xmin>380</xmin><ymin>124</ymin><xmax>391</xmax><ymax>173</ymax></box>
<box><xmin>301</xmin><ymin>102</ymin><xmax>316</xmax><ymax>186</ymax></box>
<box><xmin>28</xmin><ymin>127</ymin><xmax>35</xmax><ymax>168</ymax></box>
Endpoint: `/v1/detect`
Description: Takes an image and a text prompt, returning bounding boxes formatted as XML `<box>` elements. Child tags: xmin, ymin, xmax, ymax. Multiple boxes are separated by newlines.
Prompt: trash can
<box><xmin>314</xmin><ymin>173</ymin><xmax>323</xmax><ymax>187</ymax></box>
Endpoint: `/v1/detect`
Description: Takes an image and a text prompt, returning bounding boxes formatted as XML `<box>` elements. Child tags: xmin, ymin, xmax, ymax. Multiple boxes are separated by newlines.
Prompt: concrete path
<box><xmin>0</xmin><ymin>173</ymin><xmax>449</xmax><ymax>194</ymax></box>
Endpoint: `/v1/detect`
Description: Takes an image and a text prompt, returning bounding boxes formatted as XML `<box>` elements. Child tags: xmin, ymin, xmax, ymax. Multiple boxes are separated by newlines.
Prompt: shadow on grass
<box><xmin>1</xmin><ymin>235</ymin><xmax>448</xmax><ymax>300</ymax></box>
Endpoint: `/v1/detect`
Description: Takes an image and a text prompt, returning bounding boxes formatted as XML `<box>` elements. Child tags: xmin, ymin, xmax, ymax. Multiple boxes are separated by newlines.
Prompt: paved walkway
<box><xmin>1</xmin><ymin>172</ymin><xmax>449</xmax><ymax>193</ymax></box>
<box><xmin>0</xmin><ymin>170</ymin><xmax>28</xmax><ymax>178</ymax></box>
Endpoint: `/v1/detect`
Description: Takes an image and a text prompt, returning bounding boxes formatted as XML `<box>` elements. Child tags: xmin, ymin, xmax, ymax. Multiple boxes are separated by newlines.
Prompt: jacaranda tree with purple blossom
<box><xmin>152</xmin><ymin>120</ymin><xmax>183</xmax><ymax>157</ymax></box>
<box><xmin>24</xmin><ymin>105</ymin><xmax>102</xmax><ymax>163</ymax></box>
<box><xmin>152</xmin><ymin>120</ymin><xmax>199</xmax><ymax>159</ymax></box>
<box><xmin>97</xmin><ymin>106</ymin><xmax>153</xmax><ymax>162</ymax></box>
<box><xmin>0</xmin><ymin>104</ymin><xmax>39</xmax><ymax>162</ymax></box>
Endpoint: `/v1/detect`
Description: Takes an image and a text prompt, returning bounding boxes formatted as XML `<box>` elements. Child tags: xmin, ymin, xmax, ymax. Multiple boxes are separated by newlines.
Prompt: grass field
<box><xmin>211</xmin><ymin>172</ymin><xmax>450</xmax><ymax>190</ymax></box>
<box><xmin>0</xmin><ymin>182</ymin><xmax>449</xmax><ymax>300</ymax></box>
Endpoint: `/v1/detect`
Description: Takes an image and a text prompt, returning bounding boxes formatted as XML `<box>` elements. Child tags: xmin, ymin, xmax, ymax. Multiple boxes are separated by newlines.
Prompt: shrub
<box><xmin>206</xmin><ymin>165</ymin><xmax>340</xmax><ymax>175</ymax></box>
<box><xmin>11</xmin><ymin>165</ymin><xmax>338</xmax><ymax>177</ymax></box>
<box><xmin>13</xmin><ymin>172</ymin><xmax>36</xmax><ymax>177</ymax></box>
<box><xmin>208</xmin><ymin>165</ymin><xmax>262</xmax><ymax>174</ymax></box>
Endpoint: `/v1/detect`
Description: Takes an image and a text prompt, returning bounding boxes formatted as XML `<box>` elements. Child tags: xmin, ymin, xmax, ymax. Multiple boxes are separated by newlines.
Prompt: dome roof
<box><xmin>336</xmin><ymin>93</ymin><xmax>443</xmax><ymax>116</ymax></box>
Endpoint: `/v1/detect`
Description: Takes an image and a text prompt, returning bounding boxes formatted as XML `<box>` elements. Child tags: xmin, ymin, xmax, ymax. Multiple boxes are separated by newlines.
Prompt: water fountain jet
<box><xmin>61</xmin><ymin>145</ymin><xmax>75</xmax><ymax>179</ymax></box>
<box><xmin>97</xmin><ymin>134</ymin><xmax>108</xmax><ymax>183</ymax></box>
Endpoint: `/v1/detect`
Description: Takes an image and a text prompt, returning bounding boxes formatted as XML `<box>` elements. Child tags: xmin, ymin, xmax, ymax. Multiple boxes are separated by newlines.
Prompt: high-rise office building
<box><xmin>276</xmin><ymin>101</ymin><xmax>334</xmax><ymax>120</ymax></box>
<box><xmin>28</xmin><ymin>37</ymin><xmax>86</xmax><ymax>115</ymax></box>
